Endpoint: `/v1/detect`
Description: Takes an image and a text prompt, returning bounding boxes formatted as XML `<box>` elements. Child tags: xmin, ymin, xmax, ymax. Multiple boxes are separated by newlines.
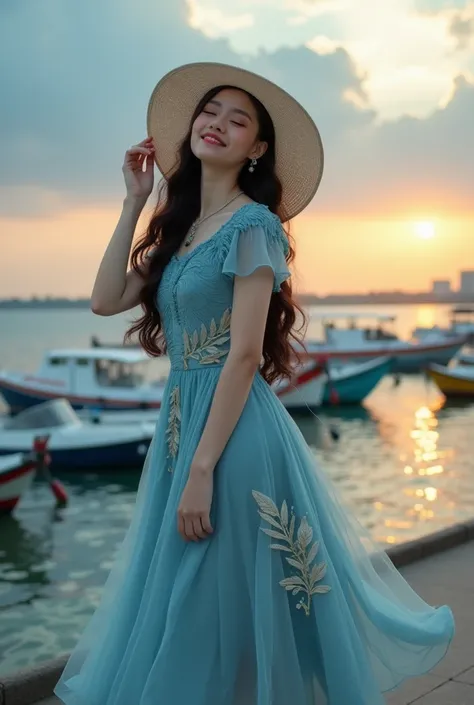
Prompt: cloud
<box><xmin>0</xmin><ymin>0</ymin><xmax>370</xmax><ymax>216</ymax></box>
<box><xmin>0</xmin><ymin>0</ymin><xmax>472</xmax><ymax>219</ymax></box>
<box><xmin>450</xmin><ymin>6</ymin><xmax>474</xmax><ymax>47</ymax></box>
<box><xmin>415</xmin><ymin>0</ymin><xmax>469</xmax><ymax>11</ymax></box>
<box><xmin>187</xmin><ymin>0</ymin><xmax>255</xmax><ymax>37</ymax></box>
<box><xmin>415</xmin><ymin>0</ymin><xmax>474</xmax><ymax>48</ymax></box>
<box><xmin>321</xmin><ymin>74</ymin><xmax>474</xmax><ymax>215</ymax></box>
<box><xmin>0</xmin><ymin>0</ymin><xmax>239</xmax><ymax>214</ymax></box>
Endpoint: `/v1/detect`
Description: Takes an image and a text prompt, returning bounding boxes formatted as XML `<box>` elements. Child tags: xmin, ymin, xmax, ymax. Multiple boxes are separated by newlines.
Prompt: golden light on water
<box><xmin>395</xmin><ymin>404</ymin><xmax>448</xmax><ymax>535</ymax></box>
<box><xmin>424</xmin><ymin>487</ymin><xmax>438</xmax><ymax>502</ymax></box>
<box><xmin>416</xmin><ymin>306</ymin><xmax>437</xmax><ymax>329</ymax></box>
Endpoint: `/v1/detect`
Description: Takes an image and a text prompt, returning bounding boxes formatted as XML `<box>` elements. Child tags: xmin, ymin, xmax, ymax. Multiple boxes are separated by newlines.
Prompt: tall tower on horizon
<box><xmin>459</xmin><ymin>271</ymin><xmax>474</xmax><ymax>295</ymax></box>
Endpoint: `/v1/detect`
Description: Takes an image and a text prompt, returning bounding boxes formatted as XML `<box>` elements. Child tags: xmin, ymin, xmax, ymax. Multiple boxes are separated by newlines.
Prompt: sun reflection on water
<box><xmin>402</xmin><ymin>405</ymin><xmax>447</xmax><ymax>527</ymax></box>
<box><xmin>374</xmin><ymin>401</ymin><xmax>455</xmax><ymax>544</ymax></box>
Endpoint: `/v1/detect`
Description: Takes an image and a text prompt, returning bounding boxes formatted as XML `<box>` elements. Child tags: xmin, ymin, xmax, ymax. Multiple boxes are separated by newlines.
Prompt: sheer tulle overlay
<box><xmin>55</xmin><ymin>203</ymin><xmax>454</xmax><ymax>705</ymax></box>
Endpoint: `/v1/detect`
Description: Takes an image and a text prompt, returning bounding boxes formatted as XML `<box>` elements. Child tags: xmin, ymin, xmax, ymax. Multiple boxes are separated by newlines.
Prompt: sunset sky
<box><xmin>1</xmin><ymin>0</ymin><xmax>473</xmax><ymax>297</ymax></box>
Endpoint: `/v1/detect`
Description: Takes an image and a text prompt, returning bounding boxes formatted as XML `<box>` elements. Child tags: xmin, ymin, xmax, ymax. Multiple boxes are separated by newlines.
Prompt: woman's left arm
<box><xmin>177</xmin><ymin>266</ymin><xmax>274</xmax><ymax>542</ymax></box>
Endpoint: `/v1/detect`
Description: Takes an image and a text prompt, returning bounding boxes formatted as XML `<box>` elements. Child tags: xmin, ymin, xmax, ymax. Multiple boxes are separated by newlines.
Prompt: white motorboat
<box><xmin>0</xmin><ymin>399</ymin><xmax>155</xmax><ymax>471</ymax></box>
<box><xmin>0</xmin><ymin>348</ymin><xmax>166</xmax><ymax>414</ymax></box>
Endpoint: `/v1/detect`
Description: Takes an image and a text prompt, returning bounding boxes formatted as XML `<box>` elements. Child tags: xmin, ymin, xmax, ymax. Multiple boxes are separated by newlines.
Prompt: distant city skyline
<box><xmin>431</xmin><ymin>270</ymin><xmax>474</xmax><ymax>296</ymax></box>
<box><xmin>2</xmin><ymin>268</ymin><xmax>474</xmax><ymax>306</ymax></box>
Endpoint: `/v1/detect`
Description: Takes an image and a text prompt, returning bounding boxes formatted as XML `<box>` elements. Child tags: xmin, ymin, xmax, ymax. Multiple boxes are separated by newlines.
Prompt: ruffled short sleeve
<box><xmin>222</xmin><ymin>221</ymin><xmax>290</xmax><ymax>293</ymax></box>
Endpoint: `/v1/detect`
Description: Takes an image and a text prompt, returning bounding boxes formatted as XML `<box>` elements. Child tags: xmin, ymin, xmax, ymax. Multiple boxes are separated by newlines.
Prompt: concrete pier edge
<box><xmin>1</xmin><ymin>518</ymin><xmax>474</xmax><ymax>705</ymax></box>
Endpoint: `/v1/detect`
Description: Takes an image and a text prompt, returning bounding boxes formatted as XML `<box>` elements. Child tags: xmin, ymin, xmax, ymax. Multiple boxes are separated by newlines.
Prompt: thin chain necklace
<box><xmin>184</xmin><ymin>191</ymin><xmax>244</xmax><ymax>247</ymax></box>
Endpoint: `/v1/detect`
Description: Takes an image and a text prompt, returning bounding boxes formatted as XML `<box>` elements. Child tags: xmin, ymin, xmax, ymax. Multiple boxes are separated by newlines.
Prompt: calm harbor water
<box><xmin>0</xmin><ymin>304</ymin><xmax>473</xmax><ymax>674</ymax></box>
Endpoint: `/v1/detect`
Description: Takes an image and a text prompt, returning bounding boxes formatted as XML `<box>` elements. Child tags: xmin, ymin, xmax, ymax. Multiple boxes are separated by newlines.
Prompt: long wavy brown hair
<box><xmin>125</xmin><ymin>85</ymin><xmax>306</xmax><ymax>383</ymax></box>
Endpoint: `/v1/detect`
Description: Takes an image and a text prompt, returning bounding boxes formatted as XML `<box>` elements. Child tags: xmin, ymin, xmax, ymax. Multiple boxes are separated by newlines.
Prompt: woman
<box><xmin>55</xmin><ymin>63</ymin><xmax>454</xmax><ymax>705</ymax></box>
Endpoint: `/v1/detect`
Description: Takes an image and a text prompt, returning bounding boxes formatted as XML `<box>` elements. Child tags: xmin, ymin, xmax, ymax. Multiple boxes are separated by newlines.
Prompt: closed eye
<box><xmin>231</xmin><ymin>121</ymin><xmax>246</xmax><ymax>127</ymax></box>
<box><xmin>202</xmin><ymin>109</ymin><xmax>217</xmax><ymax>116</ymax></box>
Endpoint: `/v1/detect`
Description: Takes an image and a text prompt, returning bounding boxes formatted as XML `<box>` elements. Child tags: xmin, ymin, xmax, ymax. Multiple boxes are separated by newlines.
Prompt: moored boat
<box><xmin>0</xmin><ymin>399</ymin><xmax>155</xmax><ymax>470</ymax></box>
<box><xmin>413</xmin><ymin>305</ymin><xmax>474</xmax><ymax>345</ymax></box>
<box><xmin>304</xmin><ymin>312</ymin><xmax>466</xmax><ymax>373</ymax></box>
<box><xmin>426</xmin><ymin>361</ymin><xmax>474</xmax><ymax>398</ymax></box>
<box><xmin>0</xmin><ymin>348</ymin><xmax>166</xmax><ymax>414</ymax></box>
<box><xmin>0</xmin><ymin>348</ymin><xmax>326</xmax><ymax>416</ymax></box>
<box><xmin>274</xmin><ymin>359</ymin><xmax>326</xmax><ymax>411</ymax></box>
<box><xmin>322</xmin><ymin>356</ymin><xmax>392</xmax><ymax>405</ymax></box>
<box><xmin>0</xmin><ymin>452</ymin><xmax>37</xmax><ymax>514</ymax></box>
<box><xmin>0</xmin><ymin>434</ymin><xmax>60</xmax><ymax>514</ymax></box>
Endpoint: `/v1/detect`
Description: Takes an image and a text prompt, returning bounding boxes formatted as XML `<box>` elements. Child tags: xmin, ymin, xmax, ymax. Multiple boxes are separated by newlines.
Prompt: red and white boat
<box><xmin>274</xmin><ymin>359</ymin><xmax>327</xmax><ymax>411</ymax></box>
<box><xmin>0</xmin><ymin>437</ymin><xmax>67</xmax><ymax>514</ymax></box>
<box><xmin>0</xmin><ymin>451</ymin><xmax>37</xmax><ymax>514</ymax></box>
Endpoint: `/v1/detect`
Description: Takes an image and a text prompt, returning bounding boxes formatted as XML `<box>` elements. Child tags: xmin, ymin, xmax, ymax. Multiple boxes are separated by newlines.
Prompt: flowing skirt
<box><xmin>55</xmin><ymin>369</ymin><xmax>454</xmax><ymax>705</ymax></box>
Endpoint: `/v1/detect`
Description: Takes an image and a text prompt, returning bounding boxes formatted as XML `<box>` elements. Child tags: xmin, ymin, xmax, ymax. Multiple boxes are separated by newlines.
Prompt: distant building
<box><xmin>432</xmin><ymin>280</ymin><xmax>451</xmax><ymax>296</ymax></box>
<box><xmin>460</xmin><ymin>271</ymin><xmax>474</xmax><ymax>295</ymax></box>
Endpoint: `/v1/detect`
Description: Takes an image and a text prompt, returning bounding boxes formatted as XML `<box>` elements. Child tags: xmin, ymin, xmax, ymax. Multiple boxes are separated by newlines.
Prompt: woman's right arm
<box><xmin>90</xmin><ymin>137</ymin><xmax>156</xmax><ymax>316</ymax></box>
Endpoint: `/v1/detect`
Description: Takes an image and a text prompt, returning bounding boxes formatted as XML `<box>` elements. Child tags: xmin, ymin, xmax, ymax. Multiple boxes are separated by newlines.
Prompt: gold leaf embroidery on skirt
<box><xmin>183</xmin><ymin>309</ymin><xmax>231</xmax><ymax>369</ymax></box>
<box><xmin>166</xmin><ymin>386</ymin><xmax>181</xmax><ymax>473</ymax></box>
<box><xmin>252</xmin><ymin>490</ymin><xmax>331</xmax><ymax>616</ymax></box>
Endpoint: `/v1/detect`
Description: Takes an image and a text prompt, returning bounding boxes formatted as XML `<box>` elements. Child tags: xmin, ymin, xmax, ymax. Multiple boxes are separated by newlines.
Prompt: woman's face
<box><xmin>190</xmin><ymin>88</ymin><xmax>267</xmax><ymax>170</ymax></box>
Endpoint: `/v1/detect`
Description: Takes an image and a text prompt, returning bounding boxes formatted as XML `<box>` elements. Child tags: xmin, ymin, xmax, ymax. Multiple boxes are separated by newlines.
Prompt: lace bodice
<box><xmin>156</xmin><ymin>202</ymin><xmax>290</xmax><ymax>371</ymax></box>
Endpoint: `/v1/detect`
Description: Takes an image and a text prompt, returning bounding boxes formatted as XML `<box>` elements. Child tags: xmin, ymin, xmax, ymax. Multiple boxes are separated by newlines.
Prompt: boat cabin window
<box><xmin>49</xmin><ymin>357</ymin><xmax>67</xmax><ymax>366</ymax></box>
<box><xmin>94</xmin><ymin>359</ymin><xmax>145</xmax><ymax>388</ymax></box>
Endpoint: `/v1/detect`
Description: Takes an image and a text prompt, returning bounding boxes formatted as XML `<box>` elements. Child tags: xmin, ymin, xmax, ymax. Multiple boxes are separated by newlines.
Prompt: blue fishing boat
<box><xmin>323</xmin><ymin>356</ymin><xmax>392</xmax><ymax>405</ymax></box>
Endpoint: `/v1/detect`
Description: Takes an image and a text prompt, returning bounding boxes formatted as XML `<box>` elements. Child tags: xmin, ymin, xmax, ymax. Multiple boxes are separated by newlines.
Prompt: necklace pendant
<box><xmin>185</xmin><ymin>223</ymin><xmax>197</xmax><ymax>247</ymax></box>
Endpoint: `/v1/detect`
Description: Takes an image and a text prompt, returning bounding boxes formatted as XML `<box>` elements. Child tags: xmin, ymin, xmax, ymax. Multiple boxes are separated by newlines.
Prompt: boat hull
<box><xmin>0</xmin><ymin>438</ymin><xmax>151</xmax><ymax>471</ymax></box>
<box><xmin>0</xmin><ymin>455</ymin><xmax>36</xmax><ymax>514</ymax></box>
<box><xmin>275</xmin><ymin>362</ymin><xmax>326</xmax><ymax>412</ymax></box>
<box><xmin>306</xmin><ymin>337</ymin><xmax>466</xmax><ymax>373</ymax></box>
<box><xmin>323</xmin><ymin>357</ymin><xmax>392</xmax><ymax>405</ymax></box>
<box><xmin>0</xmin><ymin>420</ymin><xmax>154</xmax><ymax>471</ymax></box>
<box><xmin>0</xmin><ymin>377</ymin><xmax>163</xmax><ymax>414</ymax></box>
<box><xmin>0</xmin><ymin>367</ymin><xmax>325</xmax><ymax>415</ymax></box>
<box><xmin>427</xmin><ymin>364</ymin><xmax>474</xmax><ymax>398</ymax></box>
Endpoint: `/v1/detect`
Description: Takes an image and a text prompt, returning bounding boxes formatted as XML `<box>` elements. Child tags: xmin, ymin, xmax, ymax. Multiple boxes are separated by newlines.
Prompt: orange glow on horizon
<box><xmin>1</xmin><ymin>205</ymin><xmax>473</xmax><ymax>298</ymax></box>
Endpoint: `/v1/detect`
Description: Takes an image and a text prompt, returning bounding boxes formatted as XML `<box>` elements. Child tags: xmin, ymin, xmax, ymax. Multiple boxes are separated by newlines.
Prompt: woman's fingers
<box><xmin>122</xmin><ymin>139</ymin><xmax>155</xmax><ymax>175</ymax></box>
<box><xmin>146</xmin><ymin>153</ymin><xmax>155</xmax><ymax>170</ymax></box>
<box><xmin>178</xmin><ymin>513</ymin><xmax>187</xmax><ymax>541</ymax></box>
<box><xmin>125</xmin><ymin>147</ymin><xmax>154</xmax><ymax>161</ymax></box>
<box><xmin>193</xmin><ymin>517</ymin><xmax>207</xmax><ymax>540</ymax></box>
<box><xmin>201</xmin><ymin>515</ymin><xmax>213</xmax><ymax>535</ymax></box>
<box><xmin>181</xmin><ymin>515</ymin><xmax>196</xmax><ymax>541</ymax></box>
<box><xmin>124</xmin><ymin>151</ymin><xmax>153</xmax><ymax>174</ymax></box>
<box><xmin>178</xmin><ymin>511</ymin><xmax>213</xmax><ymax>541</ymax></box>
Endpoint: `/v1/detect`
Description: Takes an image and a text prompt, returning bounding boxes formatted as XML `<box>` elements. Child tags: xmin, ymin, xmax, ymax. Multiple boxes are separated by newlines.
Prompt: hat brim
<box><xmin>147</xmin><ymin>62</ymin><xmax>324</xmax><ymax>221</ymax></box>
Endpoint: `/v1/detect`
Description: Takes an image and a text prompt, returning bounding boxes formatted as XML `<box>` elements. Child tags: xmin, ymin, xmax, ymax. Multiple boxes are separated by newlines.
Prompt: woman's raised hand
<box><xmin>122</xmin><ymin>137</ymin><xmax>155</xmax><ymax>203</ymax></box>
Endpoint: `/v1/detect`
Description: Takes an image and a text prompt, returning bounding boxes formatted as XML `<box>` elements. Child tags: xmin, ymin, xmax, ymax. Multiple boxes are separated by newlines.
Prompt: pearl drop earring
<box><xmin>248</xmin><ymin>158</ymin><xmax>257</xmax><ymax>173</ymax></box>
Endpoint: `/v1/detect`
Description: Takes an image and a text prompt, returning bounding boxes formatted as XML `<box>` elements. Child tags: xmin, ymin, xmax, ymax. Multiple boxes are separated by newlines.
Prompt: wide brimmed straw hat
<box><xmin>147</xmin><ymin>62</ymin><xmax>324</xmax><ymax>220</ymax></box>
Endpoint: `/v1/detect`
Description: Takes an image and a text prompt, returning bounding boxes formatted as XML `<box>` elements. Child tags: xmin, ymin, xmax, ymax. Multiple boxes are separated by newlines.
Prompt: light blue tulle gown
<box><xmin>55</xmin><ymin>202</ymin><xmax>454</xmax><ymax>705</ymax></box>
